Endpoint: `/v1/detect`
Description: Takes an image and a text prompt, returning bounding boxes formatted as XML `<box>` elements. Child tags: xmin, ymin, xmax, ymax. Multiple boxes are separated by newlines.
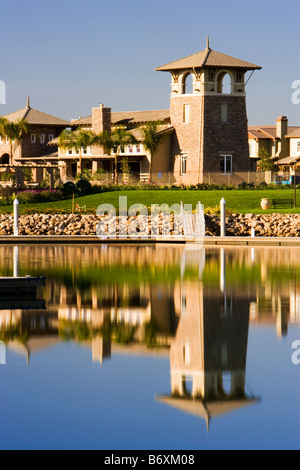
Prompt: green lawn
<box><xmin>2</xmin><ymin>189</ymin><xmax>300</xmax><ymax>215</ymax></box>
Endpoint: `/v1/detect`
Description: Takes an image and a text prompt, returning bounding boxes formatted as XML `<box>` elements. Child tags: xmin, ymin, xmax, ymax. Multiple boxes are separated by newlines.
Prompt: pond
<box><xmin>0</xmin><ymin>244</ymin><xmax>299</xmax><ymax>450</ymax></box>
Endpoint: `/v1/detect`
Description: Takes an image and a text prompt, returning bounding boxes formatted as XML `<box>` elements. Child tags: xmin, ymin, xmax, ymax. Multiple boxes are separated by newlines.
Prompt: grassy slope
<box><xmin>2</xmin><ymin>189</ymin><xmax>300</xmax><ymax>214</ymax></box>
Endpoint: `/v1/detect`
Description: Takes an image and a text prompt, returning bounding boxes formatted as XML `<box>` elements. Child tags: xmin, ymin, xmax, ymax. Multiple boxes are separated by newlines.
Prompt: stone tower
<box><xmin>156</xmin><ymin>38</ymin><xmax>262</xmax><ymax>184</ymax></box>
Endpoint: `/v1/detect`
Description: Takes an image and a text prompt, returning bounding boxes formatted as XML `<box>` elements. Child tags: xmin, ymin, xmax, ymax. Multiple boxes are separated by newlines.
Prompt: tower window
<box><xmin>183</xmin><ymin>73</ymin><xmax>193</xmax><ymax>94</ymax></box>
<box><xmin>221</xmin><ymin>104</ymin><xmax>228</xmax><ymax>123</ymax></box>
<box><xmin>183</xmin><ymin>104</ymin><xmax>190</xmax><ymax>124</ymax></box>
<box><xmin>220</xmin><ymin>155</ymin><xmax>232</xmax><ymax>174</ymax></box>
<box><xmin>217</xmin><ymin>72</ymin><xmax>232</xmax><ymax>94</ymax></box>
<box><xmin>181</xmin><ymin>155</ymin><xmax>187</xmax><ymax>175</ymax></box>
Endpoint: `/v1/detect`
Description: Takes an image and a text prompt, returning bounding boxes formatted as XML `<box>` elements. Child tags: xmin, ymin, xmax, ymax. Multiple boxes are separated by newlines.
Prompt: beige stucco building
<box><xmin>248</xmin><ymin>116</ymin><xmax>300</xmax><ymax>183</ymax></box>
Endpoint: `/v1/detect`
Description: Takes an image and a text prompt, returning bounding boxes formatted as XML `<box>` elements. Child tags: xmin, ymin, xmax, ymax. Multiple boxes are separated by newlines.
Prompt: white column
<box><xmin>14</xmin><ymin>199</ymin><xmax>19</xmax><ymax>237</ymax></box>
<box><xmin>13</xmin><ymin>246</ymin><xmax>19</xmax><ymax>278</ymax></box>
<box><xmin>220</xmin><ymin>198</ymin><xmax>226</xmax><ymax>237</ymax></box>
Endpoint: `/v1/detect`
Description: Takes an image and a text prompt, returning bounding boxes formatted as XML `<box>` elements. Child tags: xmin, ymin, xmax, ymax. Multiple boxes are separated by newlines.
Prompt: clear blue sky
<box><xmin>0</xmin><ymin>0</ymin><xmax>299</xmax><ymax>125</ymax></box>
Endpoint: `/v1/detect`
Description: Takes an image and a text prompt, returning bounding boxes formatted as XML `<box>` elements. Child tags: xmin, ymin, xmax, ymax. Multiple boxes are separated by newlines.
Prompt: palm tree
<box><xmin>0</xmin><ymin>117</ymin><xmax>31</xmax><ymax>165</ymax></box>
<box><xmin>59</xmin><ymin>128</ymin><xmax>96</xmax><ymax>177</ymax></box>
<box><xmin>140</xmin><ymin>120</ymin><xmax>168</xmax><ymax>164</ymax></box>
<box><xmin>96</xmin><ymin>127</ymin><xmax>137</xmax><ymax>185</ymax></box>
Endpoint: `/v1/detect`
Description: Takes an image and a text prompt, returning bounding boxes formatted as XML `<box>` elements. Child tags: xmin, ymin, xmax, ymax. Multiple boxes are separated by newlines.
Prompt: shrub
<box><xmin>63</xmin><ymin>181</ymin><xmax>76</xmax><ymax>195</ymax></box>
<box><xmin>16</xmin><ymin>189</ymin><xmax>64</xmax><ymax>204</ymax></box>
<box><xmin>75</xmin><ymin>178</ymin><xmax>92</xmax><ymax>194</ymax></box>
<box><xmin>238</xmin><ymin>182</ymin><xmax>255</xmax><ymax>190</ymax></box>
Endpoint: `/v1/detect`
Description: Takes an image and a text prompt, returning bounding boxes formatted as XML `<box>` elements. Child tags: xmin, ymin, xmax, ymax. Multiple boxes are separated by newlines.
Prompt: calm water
<box><xmin>0</xmin><ymin>244</ymin><xmax>299</xmax><ymax>450</ymax></box>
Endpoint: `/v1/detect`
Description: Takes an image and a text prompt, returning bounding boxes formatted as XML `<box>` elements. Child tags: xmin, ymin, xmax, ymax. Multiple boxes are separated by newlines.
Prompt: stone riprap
<box><xmin>0</xmin><ymin>213</ymin><xmax>299</xmax><ymax>237</ymax></box>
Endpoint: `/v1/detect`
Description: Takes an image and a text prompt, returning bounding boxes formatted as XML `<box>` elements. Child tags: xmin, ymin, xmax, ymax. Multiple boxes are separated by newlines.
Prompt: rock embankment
<box><xmin>205</xmin><ymin>213</ymin><xmax>300</xmax><ymax>237</ymax></box>
<box><xmin>0</xmin><ymin>213</ymin><xmax>299</xmax><ymax>237</ymax></box>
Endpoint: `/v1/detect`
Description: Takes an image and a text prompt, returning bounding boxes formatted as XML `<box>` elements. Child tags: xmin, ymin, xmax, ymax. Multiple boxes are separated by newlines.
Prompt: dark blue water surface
<box><xmin>0</xmin><ymin>245</ymin><xmax>299</xmax><ymax>450</ymax></box>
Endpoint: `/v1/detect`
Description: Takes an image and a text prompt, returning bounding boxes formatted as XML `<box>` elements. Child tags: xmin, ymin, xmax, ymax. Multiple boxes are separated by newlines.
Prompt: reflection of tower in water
<box><xmin>158</xmin><ymin>248</ymin><xmax>259</xmax><ymax>431</ymax></box>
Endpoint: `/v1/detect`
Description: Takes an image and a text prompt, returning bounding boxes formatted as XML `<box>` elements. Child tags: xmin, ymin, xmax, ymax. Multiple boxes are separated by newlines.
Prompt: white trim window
<box><xmin>40</xmin><ymin>134</ymin><xmax>46</xmax><ymax>144</ymax></box>
<box><xmin>48</xmin><ymin>134</ymin><xmax>54</xmax><ymax>142</ymax></box>
<box><xmin>181</xmin><ymin>154</ymin><xmax>187</xmax><ymax>175</ymax></box>
<box><xmin>31</xmin><ymin>134</ymin><xmax>36</xmax><ymax>143</ymax></box>
<box><xmin>249</xmin><ymin>141</ymin><xmax>256</xmax><ymax>158</ymax></box>
<box><xmin>220</xmin><ymin>154</ymin><xmax>232</xmax><ymax>174</ymax></box>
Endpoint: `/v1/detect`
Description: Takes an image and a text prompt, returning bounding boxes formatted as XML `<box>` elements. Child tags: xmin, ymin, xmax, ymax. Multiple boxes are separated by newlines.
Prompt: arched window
<box><xmin>217</xmin><ymin>72</ymin><xmax>232</xmax><ymax>94</ymax></box>
<box><xmin>219</xmin><ymin>371</ymin><xmax>232</xmax><ymax>397</ymax></box>
<box><xmin>0</xmin><ymin>154</ymin><xmax>9</xmax><ymax>165</ymax></box>
<box><xmin>182</xmin><ymin>375</ymin><xmax>193</xmax><ymax>396</ymax></box>
<box><xmin>183</xmin><ymin>73</ymin><xmax>193</xmax><ymax>94</ymax></box>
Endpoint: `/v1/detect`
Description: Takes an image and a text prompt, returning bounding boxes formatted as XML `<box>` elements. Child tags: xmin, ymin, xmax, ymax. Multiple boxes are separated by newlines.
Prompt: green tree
<box><xmin>0</xmin><ymin>117</ymin><xmax>31</xmax><ymax>165</ymax></box>
<box><xmin>140</xmin><ymin>120</ymin><xmax>169</xmax><ymax>165</ymax></box>
<box><xmin>59</xmin><ymin>128</ymin><xmax>96</xmax><ymax>177</ymax></box>
<box><xmin>120</xmin><ymin>157</ymin><xmax>131</xmax><ymax>183</ymax></box>
<box><xmin>257</xmin><ymin>147</ymin><xmax>278</xmax><ymax>172</ymax></box>
<box><xmin>96</xmin><ymin>127</ymin><xmax>137</xmax><ymax>185</ymax></box>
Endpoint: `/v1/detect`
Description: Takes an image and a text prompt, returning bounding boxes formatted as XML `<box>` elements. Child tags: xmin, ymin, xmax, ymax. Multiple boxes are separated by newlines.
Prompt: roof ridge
<box><xmin>202</xmin><ymin>46</ymin><xmax>212</xmax><ymax>67</ymax></box>
<box><xmin>257</xmin><ymin>128</ymin><xmax>277</xmax><ymax>139</ymax></box>
<box><xmin>155</xmin><ymin>49</ymin><xmax>207</xmax><ymax>71</ymax></box>
<box><xmin>2</xmin><ymin>106</ymin><xmax>27</xmax><ymax>118</ymax></box>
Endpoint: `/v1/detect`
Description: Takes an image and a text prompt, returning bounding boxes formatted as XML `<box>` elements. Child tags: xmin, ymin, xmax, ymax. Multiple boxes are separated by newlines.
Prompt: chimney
<box><xmin>276</xmin><ymin>116</ymin><xmax>288</xmax><ymax>139</ymax></box>
<box><xmin>92</xmin><ymin>103</ymin><xmax>111</xmax><ymax>134</ymax></box>
<box><xmin>276</xmin><ymin>116</ymin><xmax>289</xmax><ymax>159</ymax></box>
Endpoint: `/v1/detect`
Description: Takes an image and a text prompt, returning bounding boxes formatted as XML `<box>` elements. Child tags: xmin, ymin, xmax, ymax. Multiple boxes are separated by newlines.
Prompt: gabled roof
<box><xmin>248</xmin><ymin>125</ymin><xmax>300</xmax><ymax>140</ymax></box>
<box><xmin>72</xmin><ymin>109</ymin><xmax>171</xmax><ymax>127</ymax></box>
<box><xmin>277</xmin><ymin>155</ymin><xmax>300</xmax><ymax>165</ymax></box>
<box><xmin>112</xmin><ymin>109</ymin><xmax>170</xmax><ymax>126</ymax></box>
<box><xmin>286</xmin><ymin>127</ymin><xmax>300</xmax><ymax>138</ymax></box>
<box><xmin>2</xmin><ymin>97</ymin><xmax>70</xmax><ymax>127</ymax></box>
<box><xmin>156</xmin><ymin>41</ymin><xmax>262</xmax><ymax>72</ymax></box>
<box><xmin>248</xmin><ymin>126</ymin><xmax>277</xmax><ymax>140</ymax></box>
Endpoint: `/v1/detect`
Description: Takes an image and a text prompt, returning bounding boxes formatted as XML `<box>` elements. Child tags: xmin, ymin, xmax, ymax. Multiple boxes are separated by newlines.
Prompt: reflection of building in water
<box><xmin>58</xmin><ymin>284</ymin><xmax>151</xmax><ymax>327</ymax></box>
<box><xmin>158</xmin><ymin>281</ymin><xmax>259</xmax><ymax>431</ymax></box>
<box><xmin>57</xmin><ymin>283</ymin><xmax>153</xmax><ymax>364</ymax></box>
<box><xmin>1</xmin><ymin>244</ymin><xmax>300</xmax><ymax>367</ymax></box>
<box><xmin>0</xmin><ymin>276</ymin><xmax>55</xmax><ymax>365</ymax></box>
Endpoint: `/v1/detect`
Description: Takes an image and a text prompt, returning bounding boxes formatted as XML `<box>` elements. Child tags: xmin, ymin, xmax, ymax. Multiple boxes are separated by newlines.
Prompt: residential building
<box><xmin>49</xmin><ymin>107</ymin><xmax>171</xmax><ymax>182</ymax></box>
<box><xmin>5</xmin><ymin>42</ymin><xmax>300</xmax><ymax>186</ymax></box>
<box><xmin>0</xmin><ymin>96</ymin><xmax>70</xmax><ymax>167</ymax></box>
<box><xmin>50</xmin><ymin>39</ymin><xmax>263</xmax><ymax>185</ymax></box>
<box><xmin>248</xmin><ymin>116</ymin><xmax>300</xmax><ymax>183</ymax></box>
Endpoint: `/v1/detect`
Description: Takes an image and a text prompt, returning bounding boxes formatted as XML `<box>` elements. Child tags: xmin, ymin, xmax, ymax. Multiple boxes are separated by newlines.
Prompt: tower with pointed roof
<box><xmin>156</xmin><ymin>38</ymin><xmax>262</xmax><ymax>183</ymax></box>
